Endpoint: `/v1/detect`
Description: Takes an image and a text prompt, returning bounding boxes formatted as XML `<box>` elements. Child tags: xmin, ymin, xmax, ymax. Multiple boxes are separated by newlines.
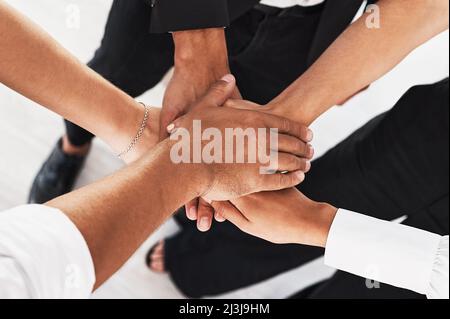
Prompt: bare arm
<box><xmin>47</xmin><ymin>78</ymin><xmax>309</xmax><ymax>288</ymax></box>
<box><xmin>47</xmin><ymin>139</ymin><xmax>201</xmax><ymax>288</ymax></box>
<box><xmin>160</xmin><ymin>28</ymin><xmax>240</xmax><ymax>139</ymax></box>
<box><xmin>228</xmin><ymin>0</ymin><xmax>449</xmax><ymax>125</ymax></box>
<box><xmin>0</xmin><ymin>1</ymin><xmax>160</xmax><ymax>161</ymax></box>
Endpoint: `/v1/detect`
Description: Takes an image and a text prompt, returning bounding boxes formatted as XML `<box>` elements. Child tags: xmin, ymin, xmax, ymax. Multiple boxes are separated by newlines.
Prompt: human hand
<box><xmin>186</xmin><ymin>98</ymin><xmax>315</xmax><ymax>231</ymax></box>
<box><xmin>160</xmin><ymin>29</ymin><xmax>241</xmax><ymax>220</ymax></box>
<box><xmin>168</xmin><ymin>75</ymin><xmax>313</xmax><ymax>203</ymax></box>
<box><xmin>159</xmin><ymin>29</ymin><xmax>241</xmax><ymax>141</ymax></box>
<box><xmin>223</xmin><ymin>98</ymin><xmax>301</xmax><ymax>124</ymax></box>
<box><xmin>210</xmin><ymin>188</ymin><xmax>338</xmax><ymax>247</ymax></box>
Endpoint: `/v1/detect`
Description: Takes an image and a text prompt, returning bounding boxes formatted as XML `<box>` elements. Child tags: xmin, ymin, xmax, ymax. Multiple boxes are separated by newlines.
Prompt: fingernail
<box><xmin>305</xmin><ymin>161</ymin><xmax>311</xmax><ymax>172</ymax></box>
<box><xmin>296</xmin><ymin>171</ymin><xmax>305</xmax><ymax>182</ymax></box>
<box><xmin>199</xmin><ymin>217</ymin><xmax>210</xmax><ymax>232</ymax></box>
<box><xmin>306</xmin><ymin>129</ymin><xmax>314</xmax><ymax>142</ymax></box>
<box><xmin>188</xmin><ymin>207</ymin><xmax>197</xmax><ymax>220</ymax></box>
<box><xmin>221</xmin><ymin>74</ymin><xmax>235</xmax><ymax>83</ymax></box>
<box><xmin>166</xmin><ymin>123</ymin><xmax>175</xmax><ymax>133</ymax></box>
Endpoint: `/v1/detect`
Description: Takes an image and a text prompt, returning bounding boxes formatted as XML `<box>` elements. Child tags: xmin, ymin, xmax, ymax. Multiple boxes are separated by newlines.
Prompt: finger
<box><xmin>231</xmin><ymin>87</ymin><xmax>243</xmax><ymax>100</ymax></box>
<box><xmin>185</xmin><ymin>198</ymin><xmax>199</xmax><ymax>221</ymax></box>
<box><xmin>211</xmin><ymin>201</ymin><xmax>249</xmax><ymax>230</ymax></box>
<box><xmin>197</xmin><ymin>74</ymin><xmax>236</xmax><ymax>109</ymax></box>
<box><xmin>261</xmin><ymin>170</ymin><xmax>306</xmax><ymax>191</ymax></box>
<box><xmin>273</xmin><ymin>153</ymin><xmax>311</xmax><ymax>173</ymax></box>
<box><xmin>159</xmin><ymin>109</ymin><xmax>181</xmax><ymax>141</ymax></box>
<box><xmin>214</xmin><ymin>210</ymin><xmax>227</xmax><ymax>222</ymax></box>
<box><xmin>150</xmin><ymin>260</ymin><xmax>165</xmax><ymax>273</ymax></box>
<box><xmin>214</xmin><ymin>202</ymin><xmax>228</xmax><ymax>222</ymax></box>
<box><xmin>224</xmin><ymin>98</ymin><xmax>262</xmax><ymax>111</ymax></box>
<box><xmin>277</xmin><ymin>134</ymin><xmax>315</xmax><ymax>159</ymax></box>
<box><xmin>197</xmin><ymin>198</ymin><xmax>215</xmax><ymax>232</ymax></box>
<box><xmin>261</xmin><ymin>114</ymin><xmax>314</xmax><ymax>142</ymax></box>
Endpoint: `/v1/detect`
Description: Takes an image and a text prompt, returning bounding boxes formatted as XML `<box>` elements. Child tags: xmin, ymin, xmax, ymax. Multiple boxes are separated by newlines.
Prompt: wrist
<box><xmin>270</xmin><ymin>80</ymin><xmax>332</xmax><ymax>126</ymax></box>
<box><xmin>311</xmin><ymin>203</ymin><xmax>338</xmax><ymax>248</ymax></box>
<box><xmin>92</xmin><ymin>88</ymin><xmax>140</xmax><ymax>153</ymax></box>
<box><xmin>269</xmin><ymin>94</ymin><xmax>319</xmax><ymax>126</ymax></box>
<box><xmin>173</xmin><ymin>28</ymin><xmax>229</xmax><ymax>75</ymax></box>
<box><xmin>293</xmin><ymin>202</ymin><xmax>338</xmax><ymax>247</ymax></box>
<box><xmin>154</xmin><ymin>139</ymin><xmax>212</xmax><ymax>200</ymax></box>
<box><xmin>105</xmin><ymin>97</ymin><xmax>160</xmax><ymax>163</ymax></box>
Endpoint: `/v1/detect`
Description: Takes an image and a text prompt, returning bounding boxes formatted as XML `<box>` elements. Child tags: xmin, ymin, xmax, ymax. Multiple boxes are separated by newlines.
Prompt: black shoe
<box><xmin>28</xmin><ymin>139</ymin><xmax>88</xmax><ymax>204</ymax></box>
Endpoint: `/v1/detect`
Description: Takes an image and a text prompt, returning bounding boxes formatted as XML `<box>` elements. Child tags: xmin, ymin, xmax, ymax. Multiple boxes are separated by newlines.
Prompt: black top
<box><xmin>149</xmin><ymin>0</ymin><xmax>259</xmax><ymax>33</ymax></box>
<box><xmin>149</xmin><ymin>0</ymin><xmax>377</xmax><ymax>66</ymax></box>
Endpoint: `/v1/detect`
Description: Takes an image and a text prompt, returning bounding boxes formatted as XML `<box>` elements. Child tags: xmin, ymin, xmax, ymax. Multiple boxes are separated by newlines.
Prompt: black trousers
<box><xmin>166</xmin><ymin>79</ymin><xmax>449</xmax><ymax>298</ymax></box>
<box><xmin>65</xmin><ymin>0</ymin><xmax>325</xmax><ymax>145</ymax></box>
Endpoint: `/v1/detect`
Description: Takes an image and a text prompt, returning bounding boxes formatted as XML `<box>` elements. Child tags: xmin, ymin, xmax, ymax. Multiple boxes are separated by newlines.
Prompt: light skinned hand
<box><xmin>210</xmin><ymin>188</ymin><xmax>338</xmax><ymax>247</ymax></box>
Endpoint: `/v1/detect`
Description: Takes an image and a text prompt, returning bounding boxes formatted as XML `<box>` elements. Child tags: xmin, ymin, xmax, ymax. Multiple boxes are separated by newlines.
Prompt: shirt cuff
<box><xmin>324</xmin><ymin>209</ymin><xmax>442</xmax><ymax>296</ymax></box>
<box><xmin>149</xmin><ymin>0</ymin><xmax>230</xmax><ymax>33</ymax></box>
<box><xmin>428</xmin><ymin>236</ymin><xmax>449</xmax><ymax>299</ymax></box>
<box><xmin>0</xmin><ymin>205</ymin><xmax>95</xmax><ymax>298</ymax></box>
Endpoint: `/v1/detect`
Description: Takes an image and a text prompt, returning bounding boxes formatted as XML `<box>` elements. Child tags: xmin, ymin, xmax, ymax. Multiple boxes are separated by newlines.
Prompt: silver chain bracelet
<box><xmin>117</xmin><ymin>102</ymin><xmax>150</xmax><ymax>160</ymax></box>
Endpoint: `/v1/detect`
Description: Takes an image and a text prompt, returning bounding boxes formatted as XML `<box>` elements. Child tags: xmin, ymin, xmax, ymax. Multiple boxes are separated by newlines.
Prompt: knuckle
<box><xmin>215</xmin><ymin>203</ymin><xmax>225</xmax><ymax>217</ymax></box>
<box><xmin>223</xmin><ymin>100</ymin><xmax>234</xmax><ymax>108</ymax></box>
<box><xmin>211</xmin><ymin>82</ymin><xmax>227</xmax><ymax>94</ymax></box>
<box><xmin>253</xmin><ymin>116</ymin><xmax>266</xmax><ymax>130</ymax></box>
<box><xmin>300</xmin><ymin>159</ymin><xmax>307</xmax><ymax>171</ymax></box>
<box><xmin>277</xmin><ymin>173</ymin><xmax>286</xmax><ymax>188</ymax></box>
<box><xmin>300</xmin><ymin>141</ymin><xmax>308</xmax><ymax>156</ymax></box>
<box><xmin>287</xmin><ymin>155</ymin><xmax>300</xmax><ymax>169</ymax></box>
<box><xmin>294</xmin><ymin>139</ymin><xmax>303</xmax><ymax>153</ymax></box>
<box><xmin>281</xmin><ymin>118</ymin><xmax>291</xmax><ymax>132</ymax></box>
<box><xmin>293</xmin><ymin>122</ymin><xmax>303</xmax><ymax>137</ymax></box>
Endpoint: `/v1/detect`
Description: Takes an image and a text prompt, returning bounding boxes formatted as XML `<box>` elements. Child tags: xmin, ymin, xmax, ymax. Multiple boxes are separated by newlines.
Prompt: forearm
<box><xmin>272</xmin><ymin>0</ymin><xmax>449</xmax><ymax>125</ymax></box>
<box><xmin>0</xmin><ymin>2</ymin><xmax>159</xmax><ymax>155</ymax></box>
<box><xmin>47</xmin><ymin>140</ymin><xmax>203</xmax><ymax>287</ymax></box>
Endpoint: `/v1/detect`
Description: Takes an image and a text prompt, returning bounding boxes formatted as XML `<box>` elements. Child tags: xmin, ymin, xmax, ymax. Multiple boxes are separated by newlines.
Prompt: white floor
<box><xmin>0</xmin><ymin>0</ymin><xmax>448</xmax><ymax>299</ymax></box>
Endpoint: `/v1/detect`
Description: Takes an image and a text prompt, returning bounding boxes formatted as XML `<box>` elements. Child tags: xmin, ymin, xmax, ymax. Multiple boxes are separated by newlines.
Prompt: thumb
<box><xmin>159</xmin><ymin>108</ymin><xmax>181</xmax><ymax>141</ymax></box>
<box><xmin>210</xmin><ymin>201</ymin><xmax>249</xmax><ymax>229</ymax></box>
<box><xmin>199</xmin><ymin>74</ymin><xmax>236</xmax><ymax>108</ymax></box>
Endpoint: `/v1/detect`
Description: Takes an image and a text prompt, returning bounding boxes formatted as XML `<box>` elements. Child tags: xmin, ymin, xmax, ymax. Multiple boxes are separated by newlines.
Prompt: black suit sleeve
<box><xmin>149</xmin><ymin>0</ymin><xmax>230</xmax><ymax>33</ymax></box>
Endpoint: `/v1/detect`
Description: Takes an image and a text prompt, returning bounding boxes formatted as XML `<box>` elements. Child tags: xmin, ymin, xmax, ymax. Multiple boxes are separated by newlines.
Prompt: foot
<box><xmin>146</xmin><ymin>241</ymin><xmax>167</xmax><ymax>273</ymax></box>
<box><xmin>28</xmin><ymin>137</ymin><xmax>90</xmax><ymax>204</ymax></box>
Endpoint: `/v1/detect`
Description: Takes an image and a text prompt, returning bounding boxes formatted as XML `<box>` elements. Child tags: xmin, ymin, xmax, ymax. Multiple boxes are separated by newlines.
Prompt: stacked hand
<box><xmin>164</xmin><ymin>75</ymin><xmax>313</xmax><ymax>202</ymax></box>
<box><xmin>163</xmin><ymin>77</ymin><xmax>315</xmax><ymax>230</ymax></box>
<box><xmin>172</xmin><ymin>93</ymin><xmax>314</xmax><ymax>231</ymax></box>
<box><xmin>159</xmin><ymin>29</ymin><xmax>242</xmax><ymax>224</ymax></box>
<box><xmin>153</xmin><ymin>29</ymin><xmax>316</xmax><ymax>232</ymax></box>
<box><xmin>210</xmin><ymin>188</ymin><xmax>338</xmax><ymax>247</ymax></box>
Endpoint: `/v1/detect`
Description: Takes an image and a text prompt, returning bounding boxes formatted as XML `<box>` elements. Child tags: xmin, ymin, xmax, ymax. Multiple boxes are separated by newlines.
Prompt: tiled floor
<box><xmin>0</xmin><ymin>0</ymin><xmax>448</xmax><ymax>298</ymax></box>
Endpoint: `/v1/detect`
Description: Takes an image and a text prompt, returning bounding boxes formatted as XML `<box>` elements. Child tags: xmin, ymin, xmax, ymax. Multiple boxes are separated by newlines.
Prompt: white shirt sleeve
<box><xmin>260</xmin><ymin>0</ymin><xmax>325</xmax><ymax>8</ymax></box>
<box><xmin>324</xmin><ymin>209</ymin><xmax>449</xmax><ymax>299</ymax></box>
<box><xmin>0</xmin><ymin>205</ymin><xmax>95</xmax><ymax>299</ymax></box>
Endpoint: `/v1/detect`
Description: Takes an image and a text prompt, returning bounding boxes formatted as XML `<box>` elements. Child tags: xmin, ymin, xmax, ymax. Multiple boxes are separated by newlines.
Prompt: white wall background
<box><xmin>0</xmin><ymin>0</ymin><xmax>448</xmax><ymax>298</ymax></box>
